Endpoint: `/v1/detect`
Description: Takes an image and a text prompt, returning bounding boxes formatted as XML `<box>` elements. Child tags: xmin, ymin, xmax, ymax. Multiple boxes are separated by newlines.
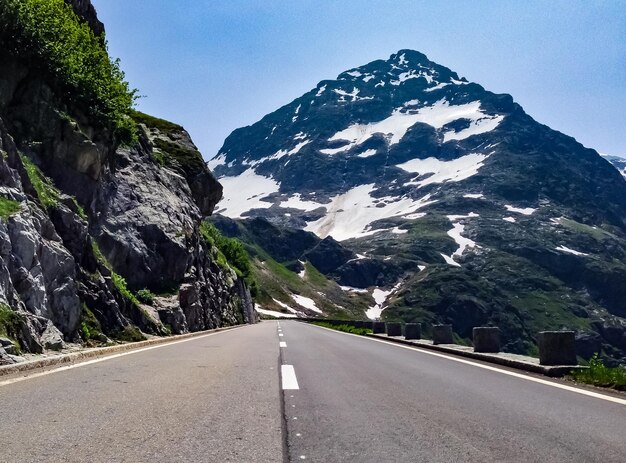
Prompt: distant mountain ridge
<box><xmin>210</xmin><ymin>49</ymin><xmax>626</xmax><ymax>364</ymax></box>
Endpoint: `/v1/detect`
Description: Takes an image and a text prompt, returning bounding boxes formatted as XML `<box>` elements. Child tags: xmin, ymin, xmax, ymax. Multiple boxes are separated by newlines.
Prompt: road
<box><xmin>0</xmin><ymin>323</ymin><xmax>283</xmax><ymax>463</ymax></box>
<box><xmin>1</xmin><ymin>320</ymin><xmax>625</xmax><ymax>462</ymax></box>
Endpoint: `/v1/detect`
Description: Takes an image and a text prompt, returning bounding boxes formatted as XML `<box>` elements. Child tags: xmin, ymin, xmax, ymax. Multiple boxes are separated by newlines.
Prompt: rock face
<box><xmin>0</xmin><ymin>5</ymin><xmax>254</xmax><ymax>360</ymax></box>
<box><xmin>211</xmin><ymin>50</ymin><xmax>626</xmax><ymax>364</ymax></box>
<box><xmin>65</xmin><ymin>0</ymin><xmax>105</xmax><ymax>37</ymax></box>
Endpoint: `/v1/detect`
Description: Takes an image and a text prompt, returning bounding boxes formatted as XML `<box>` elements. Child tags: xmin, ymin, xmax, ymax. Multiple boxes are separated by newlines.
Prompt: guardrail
<box><xmin>296</xmin><ymin>318</ymin><xmax>582</xmax><ymax>377</ymax></box>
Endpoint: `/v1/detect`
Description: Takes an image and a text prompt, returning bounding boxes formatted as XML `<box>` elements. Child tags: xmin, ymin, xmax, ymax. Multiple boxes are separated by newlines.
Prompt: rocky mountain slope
<box><xmin>0</xmin><ymin>0</ymin><xmax>254</xmax><ymax>365</ymax></box>
<box><xmin>211</xmin><ymin>50</ymin><xmax>626</xmax><ymax>364</ymax></box>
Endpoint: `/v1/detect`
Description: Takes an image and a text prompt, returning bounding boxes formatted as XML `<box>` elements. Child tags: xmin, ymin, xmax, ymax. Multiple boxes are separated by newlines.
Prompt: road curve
<box><xmin>0</xmin><ymin>323</ymin><xmax>283</xmax><ymax>463</ymax></box>
<box><xmin>280</xmin><ymin>321</ymin><xmax>626</xmax><ymax>463</ymax></box>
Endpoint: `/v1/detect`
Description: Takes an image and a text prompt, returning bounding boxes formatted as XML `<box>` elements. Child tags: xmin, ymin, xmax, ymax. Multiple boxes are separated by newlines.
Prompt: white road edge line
<box><xmin>280</xmin><ymin>341</ymin><xmax>287</xmax><ymax>348</ymax></box>
<box><xmin>305</xmin><ymin>322</ymin><xmax>626</xmax><ymax>406</ymax></box>
<box><xmin>281</xmin><ymin>364</ymin><xmax>299</xmax><ymax>390</ymax></box>
<box><xmin>0</xmin><ymin>326</ymin><xmax>247</xmax><ymax>388</ymax></box>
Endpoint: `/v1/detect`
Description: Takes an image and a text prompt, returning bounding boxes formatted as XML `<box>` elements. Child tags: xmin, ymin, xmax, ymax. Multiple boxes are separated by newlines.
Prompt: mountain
<box><xmin>602</xmin><ymin>154</ymin><xmax>626</xmax><ymax>179</ymax></box>
<box><xmin>0</xmin><ymin>0</ymin><xmax>254</xmax><ymax>365</ymax></box>
<box><xmin>210</xmin><ymin>50</ymin><xmax>626</xmax><ymax>364</ymax></box>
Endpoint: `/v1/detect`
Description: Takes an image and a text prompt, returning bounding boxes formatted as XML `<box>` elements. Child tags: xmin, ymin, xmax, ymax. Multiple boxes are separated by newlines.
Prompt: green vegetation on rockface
<box><xmin>20</xmin><ymin>154</ymin><xmax>60</xmax><ymax>209</ymax></box>
<box><xmin>200</xmin><ymin>222</ymin><xmax>252</xmax><ymax>280</ymax></box>
<box><xmin>91</xmin><ymin>239</ymin><xmax>143</xmax><ymax>309</ymax></box>
<box><xmin>0</xmin><ymin>304</ymin><xmax>23</xmax><ymax>346</ymax></box>
<box><xmin>570</xmin><ymin>354</ymin><xmax>626</xmax><ymax>391</ymax></box>
<box><xmin>79</xmin><ymin>304</ymin><xmax>103</xmax><ymax>343</ymax></box>
<box><xmin>130</xmin><ymin>110</ymin><xmax>183</xmax><ymax>133</ymax></box>
<box><xmin>0</xmin><ymin>197</ymin><xmax>21</xmax><ymax>219</ymax></box>
<box><xmin>152</xmin><ymin>138</ymin><xmax>205</xmax><ymax>177</ymax></box>
<box><xmin>0</xmin><ymin>0</ymin><xmax>137</xmax><ymax>143</ymax></box>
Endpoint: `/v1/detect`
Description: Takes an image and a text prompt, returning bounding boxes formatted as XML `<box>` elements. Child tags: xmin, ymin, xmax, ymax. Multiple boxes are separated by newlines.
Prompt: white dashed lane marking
<box><xmin>280</xmin><ymin>342</ymin><xmax>287</xmax><ymax>348</ymax></box>
<box><xmin>281</xmin><ymin>365</ymin><xmax>299</xmax><ymax>390</ymax></box>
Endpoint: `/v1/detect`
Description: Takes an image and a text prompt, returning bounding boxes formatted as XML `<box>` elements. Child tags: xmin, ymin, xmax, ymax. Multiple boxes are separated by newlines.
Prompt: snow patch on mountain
<box><xmin>443</xmin><ymin>115</ymin><xmax>504</xmax><ymax>142</ymax></box>
<box><xmin>304</xmin><ymin>184</ymin><xmax>436</xmax><ymax>240</ymax></box>
<box><xmin>323</xmin><ymin>100</ymin><xmax>502</xmax><ymax>154</ymax></box>
<box><xmin>505</xmin><ymin>205</ymin><xmax>536</xmax><ymax>215</ymax></box>
<box><xmin>278</xmin><ymin>193</ymin><xmax>323</xmax><ymax>212</ymax></box>
<box><xmin>217</xmin><ymin>169</ymin><xmax>280</xmax><ymax>218</ymax></box>
<box><xmin>441</xmin><ymin>213</ymin><xmax>479</xmax><ymax>266</ymax></box>
<box><xmin>207</xmin><ymin>153</ymin><xmax>226</xmax><ymax>169</ymax></box>
<box><xmin>255</xmin><ymin>304</ymin><xmax>297</xmax><ymax>318</ymax></box>
<box><xmin>365</xmin><ymin>283</ymin><xmax>402</xmax><ymax>320</ymax></box>
<box><xmin>556</xmin><ymin>246</ymin><xmax>588</xmax><ymax>257</ymax></box>
<box><xmin>398</xmin><ymin>153</ymin><xmax>490</xmax><ymax>188</ymax></box>
<box><xmin>291</xmin><ymin>294</ymin><xmax>323</xmax><ymax>313</ymax></box>
<box><xmin>272</xmin><ymin>298</ymin><xmax>300</xmax><ymax>314</ymax></box>
<box><xmin>357</xmin><ymin>149</ymin><xmax>378</xmax><ymax>158</ymax></box>
<box><xmin>245</xmin><ymin>139</ymin><xmax>311</xmax><ymax>166</ymax></box>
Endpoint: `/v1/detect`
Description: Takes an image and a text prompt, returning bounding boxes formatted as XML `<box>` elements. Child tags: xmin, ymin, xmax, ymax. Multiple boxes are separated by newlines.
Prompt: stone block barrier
<box><xmin>538</xmin><ymin>331</ymin><xmax>576</xmax><ymax>365</ymax></box>
<box><xmin>385</xmin><ymin>323</ymin><xmax>402</xmax><ymax>337</ymax></box>
<box><xmin>432</xmin><ymin>324</ymin><xmax>453</xmax><ymax>345</ymax></box>
<box><xmin>404</xmin><ymin>323</ymin><xmax>421</xmax><ymax>340</ymax></box>
<box><xmin>372</xmin><ymin>322</ymin><xmax>386</xmax><ymax>334</ymax></box>
<box><xmin>473</xmin><ymin>327</ymin><xmax>501</xmax><ymax>353</ymax></box>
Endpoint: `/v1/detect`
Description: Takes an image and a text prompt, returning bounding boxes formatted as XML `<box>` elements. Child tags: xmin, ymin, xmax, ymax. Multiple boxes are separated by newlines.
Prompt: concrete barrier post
<box><xmin>538</xmin><ymin>331</ymin><xmax>577</xmax><ymax>365</ymax></box>
<box><xmin>372</xmin><ymin>322</ymin><xmax>386</xmax><ymax>334</ymax></box>
<box><xmin>473</xmin><ymin>327</ymin><xmax>501</xmax><ymax>353</ymax></box>
<box><xmin>404</xmin><ymin>323</ymin><xmax>421</xmax><ymax>340</ymax></box>
<box><xmin>386</xmin><ymin>322</ymin><xmax>402</xmax><ymax>337</ymax></box>
<box><xmin>432</xmin><ymin>324</ymin><xmax>453</xmax><ymax>344</ymax></box>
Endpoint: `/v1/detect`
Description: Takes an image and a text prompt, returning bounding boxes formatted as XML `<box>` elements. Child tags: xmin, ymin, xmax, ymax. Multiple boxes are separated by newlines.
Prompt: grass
<box><xmin>0</xmin><ymin>0</ymin><xmax>137</xmax><ymax>143</ymax></box>
<box><xmin>20</xmin><ymin>154</ymin><xmax>60</xmax><ymax>208</ymax></box>
<box><xmin>0</xmin><ymin>304</ymin><xmax>22</xmax><ymax>352</ymax></box>
<box><xmin>130</xmin><ymin>110</ymin><xmax>182</xmax><ymax>133</ymax></box>
<box><xmin>153</xmin><ymin>138</ymin><xmax>205</xmax><ymax>177</ymax></box>
<box><xmin>111</xmin><ymin>272</ymin><xmax>141</xmax><ymax>307</ymax></box>
<box><xmin>91</xmin><ymin>239</ymin><xmax>143</xmax><ymax>308</ymax></box>
<box><xmin>79</xmin><ymin>304</ymin><xmax>103</xmax><ymax>343</ymax></box>
<box><xmin>312</xmin><ymin>321</ymin><xmax>372</xmax><ymax>336</ymax></box>
<box><xmin>570</xmin><ymin>354</ymin><xmax>626</xmax><ymax>391</ymax></box>
<box><xmin>113</xmin><ymin>325</ymin><xmax>146</xmax><ymax>343</ymax></box>
<box><xmin>0</xmin><ymin>197</ymin><xmax>21</xmax><ymax>219</ymax></box>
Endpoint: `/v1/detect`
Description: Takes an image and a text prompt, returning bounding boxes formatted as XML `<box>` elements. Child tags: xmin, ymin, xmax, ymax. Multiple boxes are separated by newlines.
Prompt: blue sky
<box><xmin>92</xmin><ymin>0</ymin><xmax>625</xmax><ymax>159</ymax></box>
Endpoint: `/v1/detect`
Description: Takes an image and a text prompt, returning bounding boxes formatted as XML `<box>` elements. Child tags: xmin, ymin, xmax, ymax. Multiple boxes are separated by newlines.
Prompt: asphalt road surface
<box><xmin>1</xmin><ymin>320</ymin><xmax>625</xmax><ymax>462</ymax></box>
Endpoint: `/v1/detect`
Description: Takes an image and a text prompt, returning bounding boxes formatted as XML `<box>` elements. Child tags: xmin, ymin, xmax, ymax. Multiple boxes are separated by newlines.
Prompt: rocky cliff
<box><xmin>0</xmin><ymin>0</ymin><xmax>254</xmax><ymax>365</ymax></box>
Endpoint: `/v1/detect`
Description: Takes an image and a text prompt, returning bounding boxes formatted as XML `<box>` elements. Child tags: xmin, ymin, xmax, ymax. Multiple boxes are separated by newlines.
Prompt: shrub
<box><xmin>136</xmin><ymin>289</ymin><xmax>155</xmax><ymax>305</ymax></box>
<box><xmin>113</xmin><ymin>325</ymin><xmax>146</xmax><ymax>343</ymax></box>
<box><xmin>570</xmin><ymin>354</ymin><xmax>626</xmax><ymax>391</ymax></box>
<box><xmin>0</xmin><ymin>197</ymin><xmax>21</xmax><ymax>219</ymax></box>
<box><xmin>313</xmin><ymin>321</ymin><xmax>372</xmax><ymax>336</ymax></box>
<box><xmin>0</xmin><ymin>0</ymin><xmax>138</xmax><ymax>143</ymax></box>
<box><xmin>200</xmin><ymin>222</ymin><xmax>252</xmax><ymax>280</ymax></box>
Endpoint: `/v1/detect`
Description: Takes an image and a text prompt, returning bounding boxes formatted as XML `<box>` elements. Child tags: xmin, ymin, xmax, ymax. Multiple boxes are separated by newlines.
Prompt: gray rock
<box><xmin>41</xmin><ymin>321</ymin><xmax>65</xmax><ymax>351</ymax></box>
